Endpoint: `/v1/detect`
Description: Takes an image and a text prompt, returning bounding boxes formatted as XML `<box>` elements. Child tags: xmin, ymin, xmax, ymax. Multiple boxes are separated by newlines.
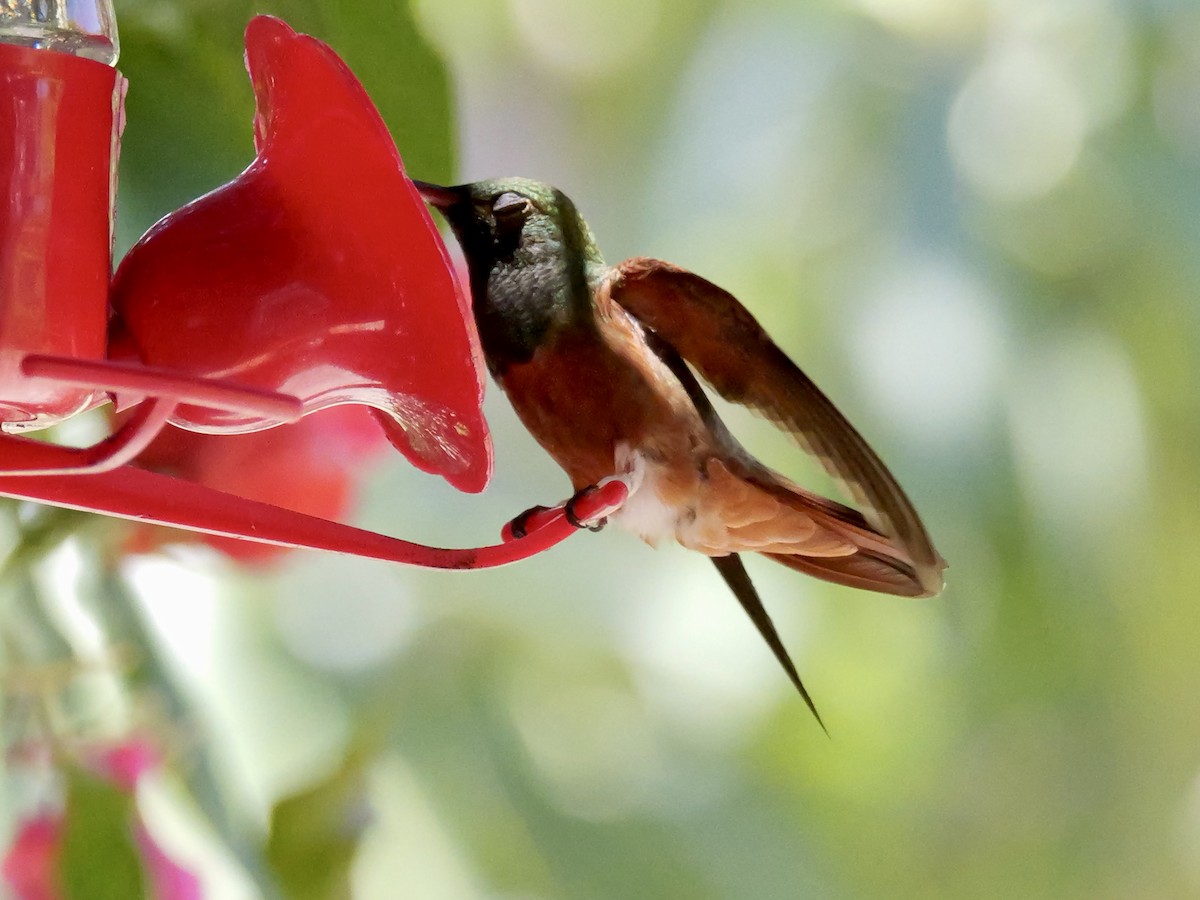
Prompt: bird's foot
<box><xmin>500</xmin><ymin>477</ymin><xmax>630</xmax><ymax>543</ymax></box>
<box><xmin>565</xmin><ymin>485</ymin><xmax>608</xmax><ymax>532</ymax></box>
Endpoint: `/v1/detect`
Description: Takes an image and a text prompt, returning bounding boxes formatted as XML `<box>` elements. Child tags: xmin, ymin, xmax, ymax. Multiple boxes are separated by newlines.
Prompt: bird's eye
<box><xmin>492</xmin><ymin>192</ymin><xmax>533</xmax><ymax>220</ymax></box>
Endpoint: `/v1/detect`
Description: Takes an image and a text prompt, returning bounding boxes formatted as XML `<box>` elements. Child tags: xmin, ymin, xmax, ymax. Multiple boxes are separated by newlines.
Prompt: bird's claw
<box><xmin>500</xmin><ymin>476</ymin><xmax>629</xmax><ymax>543</ymax></box>
<box><xmin>565</xmin><ymin>485</ymin><xmax>607</xmax><ymax>531</ymax></box>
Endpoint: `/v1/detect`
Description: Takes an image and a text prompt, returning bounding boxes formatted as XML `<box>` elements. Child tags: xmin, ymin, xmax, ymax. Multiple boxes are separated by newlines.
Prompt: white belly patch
<box><xmin>610</xmin><ymin>444</ymin><xmax>680</xmax><ymax>546</ymax></box>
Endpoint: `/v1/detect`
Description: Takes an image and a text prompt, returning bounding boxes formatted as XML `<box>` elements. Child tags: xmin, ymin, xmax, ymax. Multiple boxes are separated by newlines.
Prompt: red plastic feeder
<box><xmin>0</xmin><ymin>16</ymin><xmax>626</xmax><ymax>567</ymax></box>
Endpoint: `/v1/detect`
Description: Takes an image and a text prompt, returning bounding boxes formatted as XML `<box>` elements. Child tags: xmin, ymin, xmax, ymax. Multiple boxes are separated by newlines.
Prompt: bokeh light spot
<box><xmin>274</xmin><ymin>556</ymin><xmax>419</xmax><ymax>673</ymax></box>
<box><xmin>1007</xmin><ymin>328</ymin><xmax>1149</xmax><ymax>540</ymax></box>
<box><xmin>848</xmin><ymin>0</ymin><xmax>982</xmax><ymax>42</ymax></box>
<box><xmin>508</xmin><ymin>670</ymin><xmax>665</xmax><ymax>822</ymax></box>
<box><xmin>508</xmin><ymin>0</ymin><xmax>661</xmax><ymax>79</ymax></box>
<box><xmin>948</xmin><ymin>44</ymin><xmax>1087</xmax><ymax>201</ymax></box>
<box><xmin>851</xmin><ymin>255</ymin><xmax>1007</xmax><ymax>447</ymax></box>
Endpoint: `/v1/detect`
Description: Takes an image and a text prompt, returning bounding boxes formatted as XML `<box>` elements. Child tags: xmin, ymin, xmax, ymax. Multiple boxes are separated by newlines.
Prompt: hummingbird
<box><xmin>415</xmin><ymin>177</ymin><xmax>944</xmax><ymax>728</ymax></box>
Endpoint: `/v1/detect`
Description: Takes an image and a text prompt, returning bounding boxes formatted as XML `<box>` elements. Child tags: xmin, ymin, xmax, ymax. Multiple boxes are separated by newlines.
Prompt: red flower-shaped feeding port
<box><xmin>109</xmin><ymin>16</ymin><xmax>490</xmax><ymax>493</ymax></box>
<box><xmin>0</xmin><ymin>16</ymin><xmax>627</xmax><ymax>566</ymax></box>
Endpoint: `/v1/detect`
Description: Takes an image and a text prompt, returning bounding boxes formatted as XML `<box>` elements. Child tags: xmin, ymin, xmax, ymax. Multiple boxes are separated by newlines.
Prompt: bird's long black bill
<box><xmin>411</xmin><ymin>179</ymin><xmax>464</xmax><ymax>211</ymax></box>
<box><xmin>711</xmin><ymin>554</ymin><xmax>827</xmax><ymax>735</ymax></box>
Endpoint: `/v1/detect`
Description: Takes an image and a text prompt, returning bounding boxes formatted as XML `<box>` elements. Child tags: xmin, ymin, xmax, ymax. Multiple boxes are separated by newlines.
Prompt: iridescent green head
<box><xmin>416</xmin><ymin>177</ymin><xmax>604</xmax><ymax>374</ymax></box>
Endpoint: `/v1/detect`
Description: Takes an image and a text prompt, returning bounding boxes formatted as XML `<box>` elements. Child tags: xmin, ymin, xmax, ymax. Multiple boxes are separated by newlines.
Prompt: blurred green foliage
<box><xmin>4</xmin><ymin>0</ymin><xmax>1200</xmax><ymax>898</ymax></box>
<box><xmin>114</xmin><ymin>0</ymin><xmax>455</xmax><ymax>251</ymax></box>
<box><xmin>267</xmin><ymin>747</ymin><xmax>370</xmax><ymax>900</ymax></box>
<box><xmin>61</xmin><ymin>768</ymin><xmax>145</xmax><ymax>900</ymax></box>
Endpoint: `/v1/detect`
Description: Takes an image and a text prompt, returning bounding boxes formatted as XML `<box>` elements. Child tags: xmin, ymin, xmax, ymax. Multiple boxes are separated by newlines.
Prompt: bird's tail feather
<box><xmin>710</xmin><ymin>553</ymin><xmax>827</xmax><ymax>732</ymax></box>
<box><xmin>764</xmin><ymin>546</ymin><xmax>929</xmax><ymax>597</ymax></box>
<box><xmin>736</xmin><ymin>463</ymin><xmax>938</xmax><ymax>598</ymax></box>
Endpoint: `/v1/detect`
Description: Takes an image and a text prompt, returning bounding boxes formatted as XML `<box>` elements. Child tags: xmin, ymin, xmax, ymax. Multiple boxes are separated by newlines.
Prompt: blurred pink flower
<box><xmin>2</xmin><ymin>815</ymin><xmax>61</xmax><ymax>900</ymax></box>
<box><xmin>2</xmin><ymin>737</ymin><xmax>201</xmax><ymax>900</ymax></box>
<box><xmin>93</xmin><ymin>737</ymin><xmax>159</xmax><ymax>791</ymax></box>
<box><xmin>134</xmin><ymin>824</ymin><xmax>202</xmax><ymax>900</ymax></box>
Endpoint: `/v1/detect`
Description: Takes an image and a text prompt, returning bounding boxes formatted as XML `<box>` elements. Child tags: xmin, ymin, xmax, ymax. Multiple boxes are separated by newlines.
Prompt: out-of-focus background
<box><xmin>4</xmin><ymin>0</ymin><xmax>1200</xmax><ymax>897</ymax></box>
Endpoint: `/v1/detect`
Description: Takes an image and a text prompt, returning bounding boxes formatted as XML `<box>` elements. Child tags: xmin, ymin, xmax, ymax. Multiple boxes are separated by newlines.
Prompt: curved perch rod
<box><xmin>0</xmin><ymin>466</ymin><xmax>630</xmax><ymax>570</ymax></box>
